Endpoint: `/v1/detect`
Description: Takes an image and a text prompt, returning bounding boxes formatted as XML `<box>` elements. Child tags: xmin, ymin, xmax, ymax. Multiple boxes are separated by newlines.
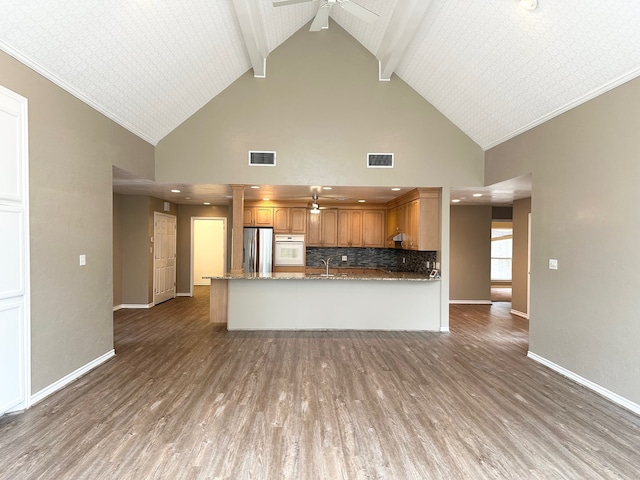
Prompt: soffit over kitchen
<box><xmin>2</xmin><ymin>1</ymin><xmax>639</xmax><ymax>150</ymax></box>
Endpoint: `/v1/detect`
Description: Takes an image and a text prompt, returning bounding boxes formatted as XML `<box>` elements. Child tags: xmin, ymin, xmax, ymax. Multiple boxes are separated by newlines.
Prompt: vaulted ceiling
<box><xmin>2</xmin><ymin>0</ymin><xmax>639</xmax><ymax>152</ymax></box>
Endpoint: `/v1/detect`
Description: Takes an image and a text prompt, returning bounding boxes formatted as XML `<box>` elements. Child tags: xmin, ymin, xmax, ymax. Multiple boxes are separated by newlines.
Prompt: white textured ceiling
<box><xmin>2</xmin><ymin>1</ymin><xmax>640</xmax><ymax>150</ymax></box>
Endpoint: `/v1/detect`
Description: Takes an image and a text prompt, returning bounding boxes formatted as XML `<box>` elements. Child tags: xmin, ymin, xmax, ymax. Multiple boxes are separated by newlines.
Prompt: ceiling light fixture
<box><xmin>203</xmin><ymin>202</ymin><xmax>211</xmax><ymax>205</ymax></box>
<box><xmin>322</xmin><ymin>186</ymin><xmax>332</xmax><ymax>190</ymax></box>
<box><xmin>391</xmin><ymin>187</ymin><xmax>401</xmax><ymax>191</ymax></box>
<box><xmin>309</xmin><ymin>192</ymin><xmax>320</xmax><ymax>214</ymax></box>
<box><xmin>452</xmin><ymin>199</ymin><xmax>461</xmax><ymax>203</ymax></box>
<box><xmin>358</xmin><ymin>199</ymin><xmax>366</xmax><ymax>203</ymax></box>
<box><xmin>473</xmin><ymin>193</ymin><xmax>483</xmax><ymax>197</ymax></box>
<box><xmin>171</xmin><ymin>189</ymin><xmax>180</xmax><ymax>193</ymax></box>
<box><xmin>518</xmin><ymin>0</ymin><xmax>538</xmax><ymax>11</ymax></box>
<box><xmin>250</xmin><ymin>185</ymin><xmax>260</xmax><ymax>189</ymax></box>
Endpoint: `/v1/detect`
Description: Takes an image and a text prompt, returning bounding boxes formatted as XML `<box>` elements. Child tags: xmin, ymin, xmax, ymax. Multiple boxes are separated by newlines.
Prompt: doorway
<box><xmin>191</xmin><ymin>218</ymin><xmax>226</xmax><ymax>295</ymax></box>
<box><xmin>0</xmin><ymin>85</ymin><xmax>30</xmax><ymax>415</ymax></box>
<box><xmin>153</xmin><ymin>212</ymin><xmax>177</xmax><ymax>306</ymax></box>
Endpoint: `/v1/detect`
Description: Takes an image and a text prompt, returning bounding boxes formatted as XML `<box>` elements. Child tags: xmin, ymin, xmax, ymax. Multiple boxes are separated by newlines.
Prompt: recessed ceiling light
<box><xmin>322</xmin><ymin>186</ymin><xmax>332</xmax><ymax>190</ymax></box>
<box><xmin>391</xmin><ymin>187</ymin><xmax>401</xmax><ymax>191</ymax></box>
<box><xmin>452</xmin><ymin>199</ymin><xmax>461</xmax><ymax>203</ymax></box>
<box><xmin>358</xmin><ymin>199</ymin><xmax>366</xmax><ymax>203</ymax></box>
<box><xmin>250</xmin><ymin>185</ymin><xmax>260</xmax><ymax>189</ymax></box>
<box><xmin>263</xmin><ymin>198</ymin><xmax>270</xmax><ymax>201</ymax></box>
<box><xmin>203</xmin><ymin>202</ymin><xmax>211</xmax><ymax>205</ymax></box>
<box><xmin>518</xmin><ymin>0</ymin><xmax>537</xmax><ymax>10</ymax></box>
<box><xmin>472</xmin><ymin>193</ymin><xmax>483</xmax><ymax>197</ymax></box>
<box><xmin>171</xmin><ymin>189</ymin><xmax>180</xmax><ymax>193</ymax></box>
<box><xmin>185</xmin><ymin>196</ymin><xmax>191</xmax><ymax>200</ymax></box>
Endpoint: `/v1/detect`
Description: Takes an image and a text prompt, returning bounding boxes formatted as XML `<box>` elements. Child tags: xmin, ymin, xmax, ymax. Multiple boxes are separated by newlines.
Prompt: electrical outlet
<box><xmin>549</xmin><ymin>258</ymin><xmax>558</xmax><ymax>270</ymax></box>
<box><xmin>435</xmin><ymin>262</ymin><xmax>440</xmax><ymax>269</ymax></box>
<box><xmin>342</xmin><ymin>255</ymin><xmax>347</xmax><ymax>262</ymax></box>
<box><xmin>402</xmin><ymin>257</ymin><xmax>406</xmax><ymax>264</ymax></box>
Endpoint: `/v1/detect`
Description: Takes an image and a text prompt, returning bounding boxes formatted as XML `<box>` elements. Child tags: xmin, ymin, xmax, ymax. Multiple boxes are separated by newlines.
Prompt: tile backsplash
<box><xmin>306</xmin><ymin>247</ymin><xmax>437</xmax><ymax>273</ymax></box>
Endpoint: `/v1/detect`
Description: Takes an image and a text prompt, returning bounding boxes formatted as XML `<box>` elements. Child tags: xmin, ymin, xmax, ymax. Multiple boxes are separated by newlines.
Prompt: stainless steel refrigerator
<box><xmin>243</xmin><ymin>227</ymin><xmax>274</xmax><ymax>274</ymax></box>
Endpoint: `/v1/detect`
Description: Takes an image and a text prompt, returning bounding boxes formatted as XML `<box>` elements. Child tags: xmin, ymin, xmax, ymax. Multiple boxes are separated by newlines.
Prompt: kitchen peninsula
<box><xmin>205</xmin><ymin>270</ymin><xmax>442</xmax><ymax>331</ymax></box>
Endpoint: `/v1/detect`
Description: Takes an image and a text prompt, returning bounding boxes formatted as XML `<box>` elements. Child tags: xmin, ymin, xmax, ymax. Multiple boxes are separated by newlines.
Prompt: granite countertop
<box><xmin>203</xmin><ymin>269</ymin><xmax>438</xmax><ymax>282</ymax></box>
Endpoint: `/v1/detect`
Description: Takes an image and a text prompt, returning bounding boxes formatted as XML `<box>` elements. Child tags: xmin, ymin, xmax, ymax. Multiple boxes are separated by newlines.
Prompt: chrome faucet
<box><xmin>321</xmin><ymin>258</ymin><xmax>331</xmax><ymax>275</ymax></box>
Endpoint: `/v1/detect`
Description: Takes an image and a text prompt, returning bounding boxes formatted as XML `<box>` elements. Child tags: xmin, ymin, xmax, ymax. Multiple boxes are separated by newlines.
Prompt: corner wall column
<box><xmin>231</xmin><ymin>185</ymin><xmax>245</xmax><ymax>273</ymax></box>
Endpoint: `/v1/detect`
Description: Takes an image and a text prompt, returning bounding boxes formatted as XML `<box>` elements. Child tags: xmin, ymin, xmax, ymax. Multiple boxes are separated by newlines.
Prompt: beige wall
<box><xmin>449</xmin><ymin>205</ymin><xmax>492</xmax><ymax>302</ymax></box>
<box><xmin>113</xmin><ymin>193</ymin><xmax>123</xmax><ymax>307</ymax></box>
<box><xmin>485</xmin><ymin>76</ymin><xmax>640</xmax><ymax>405</ymax></box>
<box><xmin>156</xmin><ymin>23</ymin><xmax>484</xmax><ymax>189</ymax></box>
<box><xmin>511</xmin><ymin>198</ymin><xmax>531</xmax><ymax>315</ymax></box>
<box><xmin>0</xmin><ymin>51</ymin><xmax>154</xmax><ymax>393</ymax></box>
<box><xmin>176</xmin><ymin>204</ymin><xmax>229</xmax><ymax>294</ymax></box>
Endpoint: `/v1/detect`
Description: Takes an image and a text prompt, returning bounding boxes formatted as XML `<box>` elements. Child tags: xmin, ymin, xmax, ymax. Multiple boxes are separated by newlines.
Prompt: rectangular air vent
<box><xmin>249</xmin><ymin>151</ymin><xmax>276</xmax><ymax>166</ymax></box>
<box><xmin>367</xmin><ymin>153</ymin><xmax>394</xmax><ymax>168</ymax></box>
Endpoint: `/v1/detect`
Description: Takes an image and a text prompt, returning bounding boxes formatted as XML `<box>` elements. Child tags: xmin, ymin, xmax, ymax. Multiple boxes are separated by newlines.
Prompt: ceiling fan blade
<box><xmin>310</xmin><ymin>4</ymin><xmax>331</xmax><ymax>31</ymax></box>
<box><xmin>273</xmin><ymin>0</ymin><xmax>315</xmax><ymax>7</ymax></box>
<box><xmin>338</xmin><ymin>0</ymin><xmax>378</xmax><ymax>23</ymax></box>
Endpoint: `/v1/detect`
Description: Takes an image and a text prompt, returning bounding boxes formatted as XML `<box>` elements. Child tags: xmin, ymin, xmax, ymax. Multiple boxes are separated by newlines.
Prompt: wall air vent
<box><xmin>249</xmin><ymin>151</ymin><xmax>276</xmax><ymax>166</ymax></box>
<box><xmin>367</xmin><ymin>153</ymin><xmax>394</xmax><ymax>168</ymax></box>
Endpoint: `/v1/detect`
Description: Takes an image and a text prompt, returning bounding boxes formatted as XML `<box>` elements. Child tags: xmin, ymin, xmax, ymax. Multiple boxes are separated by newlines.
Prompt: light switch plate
<box><xmin>549</xmin><ymin>258</ymin><xmax>558</xmax><ymax>270</ymax></box>
<box><xmin>342</xmin><ymin>255</ymin><xmax>347</xmax><ymax>261</ymax></box>
<box><xmin>79</xmin><ymin>254</ymin><xmax>86</xmax><ymax>266</ymax></box>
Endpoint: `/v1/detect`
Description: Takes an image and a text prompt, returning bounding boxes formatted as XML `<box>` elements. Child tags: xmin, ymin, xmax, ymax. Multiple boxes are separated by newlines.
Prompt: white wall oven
<box><xmin>274</xmin><ymin>234</ymin><xmax>305</xmax><ymax>267</ymax></box>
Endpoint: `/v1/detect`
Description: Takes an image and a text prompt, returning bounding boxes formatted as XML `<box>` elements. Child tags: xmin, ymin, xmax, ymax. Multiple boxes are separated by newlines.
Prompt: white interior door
<box><xmin>153</xmin><ymin>212</ymin><xmax>176</xmax><ymax>305</ymax></box>
<box><xmin>0</xmin><ymin>85</ymin><xmax>30</xmax><ymax>415</ymax></box>
<box><xmin>192</xmin><ymin>218</ymin><xmax>226</xmax><ymax>289</ymax></box>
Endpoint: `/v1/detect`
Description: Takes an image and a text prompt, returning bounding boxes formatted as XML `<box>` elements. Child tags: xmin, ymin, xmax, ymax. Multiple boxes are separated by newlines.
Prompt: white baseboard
<box><xmin>31</xmin><ymin>350</ymin><xmax>115</xmax><ymax>406</ymax></box>
<box><xmin>440</xmin><ymin>326</ymin><xmax>450</xmax><ymax>333</ymax></box>
<box><xmin>510</xmin><ymin>309</ymin><xmax>529</xmax><ymax>319</ymax></box>
<box><xmin>449</xmin><ymin>300</ymin><xmax>492</xmax><ymax>305</ymax></box>
<box><xmin>527</xmin><ymin>351</ymin><xmax>640</xmax><ymax>417</ymax></box>
<box><xmin>116</xmin><ymin>303</ymin><xmax>154</xmax><ymax>309</ymax></box>
<box><xmin>113</xmin><ymin>304</ymin><xmax>123</xmax><ymax>311</ymax></box>
<box><xmin>176</xmin><ymin>293</ymin><xmax>192</xmax><ymax>297</ymax></box>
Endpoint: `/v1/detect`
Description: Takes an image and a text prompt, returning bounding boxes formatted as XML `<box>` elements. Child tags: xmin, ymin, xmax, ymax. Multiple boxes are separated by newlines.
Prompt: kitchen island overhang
<box><xmin>204</xmin><ymin>272</ymin><xmax>443</xmax><ymax>332</ymax></box>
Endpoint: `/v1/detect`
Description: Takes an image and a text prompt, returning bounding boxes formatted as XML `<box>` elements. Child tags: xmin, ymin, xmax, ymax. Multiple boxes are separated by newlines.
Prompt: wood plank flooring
<box><xmin>1</xmin><ymin>287</ymin><xmax>639</xmax><ymax>479</ymax></box>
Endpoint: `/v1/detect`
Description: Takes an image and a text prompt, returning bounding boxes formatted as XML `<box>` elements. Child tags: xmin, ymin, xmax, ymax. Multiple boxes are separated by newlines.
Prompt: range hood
<box><xmin>387</xmin><ymin>232</ymin><xmax>406</xmax><ymax>242</ymax></box>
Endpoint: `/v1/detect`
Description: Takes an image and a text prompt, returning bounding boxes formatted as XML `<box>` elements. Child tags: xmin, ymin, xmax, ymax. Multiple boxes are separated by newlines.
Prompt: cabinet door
<box><xmin>307</xmin><ymin>211</ymin><xmax>322</xmax><ymax>246</ymax></box>
<box><xmin>407</xmin><ymin>200</ymin><xmax>419</xmax><ymax>250</ymax></box>
<box><xmin>321</xmin><ymin>210</ymin><xmax>338</xmax><ymax>246</ymax></box>
<box><xmin>338</xmin><ymin>210</ymin><xmax>350</xmax><ymax>246</ymax></box>
<box><xmin>273</xmin><ymin>207</ymin><xmax>289</xmax><ymax>233</ymax></box>
<box><xmin>386</xmin><ymin>207</ymin><xmax>398</xmax><ymax>247</ymax></box>
<box><xmin>243</xmin><ymin>207</ymin><xmax>254</xmax><ymax>226</ymax></box>
<box><xmin>338</xmin><ymin>210</ymin><xmax>363</xmax><ymax>247</ymax></box>
<box><xmin>254</xmin><ymin>207</ymin><xmax>273</xmax><ymax>226</ymax></box>
<box><xmin>419</xmin><ymin>196</ymin><xmax>441</xmax><ymax>250</ymax></box>
<box><xmin>363</xmin><ymin>210</ymin><xmax>385</xmax><ymax>248</ymax></box>
<box><xmin>289</xmin><ymin>208</ymin><xmax>307</xmax><ymax>234</ymax></box>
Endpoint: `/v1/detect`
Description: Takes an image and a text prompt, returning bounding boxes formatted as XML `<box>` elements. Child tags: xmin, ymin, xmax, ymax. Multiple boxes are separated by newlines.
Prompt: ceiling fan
<box><xmin>273</xmin><ymin>0</ymin><xmax>379</xmax><ymax>32</ymax></box>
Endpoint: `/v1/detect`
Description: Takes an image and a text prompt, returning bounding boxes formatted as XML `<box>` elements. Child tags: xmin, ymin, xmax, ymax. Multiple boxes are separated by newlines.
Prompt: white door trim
<box><xmin>0</xmin><ymin>84</ymin><xmax>31</xmax><ymax>414</ymax></box>
<box><xmin>190</xmin><ymin>217</ymin><xmax>227</xmax><ymax>296</ymax></box>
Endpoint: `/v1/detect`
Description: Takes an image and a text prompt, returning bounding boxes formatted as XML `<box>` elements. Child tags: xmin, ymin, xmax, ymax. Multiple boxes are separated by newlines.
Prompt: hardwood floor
<box><xmin>1</xmin><ymin>287</ymin><xmax>639</xmax><ymax>479</ymax></box>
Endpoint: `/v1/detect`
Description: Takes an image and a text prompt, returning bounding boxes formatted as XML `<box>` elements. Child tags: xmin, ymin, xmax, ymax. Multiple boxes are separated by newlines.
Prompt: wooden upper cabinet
<box><xmin>307</xmin><ymin>209</ymin><xmax>337</xmax><ymax>246</ymax></box>
<box><xmin>274</xmin><ymin>207</ymin><xmax>307</xmax><ymax>234</ymax></box>
<box><xmin>338</xmin><ymin>210</ymin><xmax>362</xmax><ymax>247</ymax></box>
<box><xmin>289</xmin><ymin>208</ymin><xmax>307</xmax><ymax>234</ymax></box>
<box><xmin>244</xmin><ymin>207</ymin><xmax>273</xmax><ymax>227</ymax></box>
<box><xmin>362</xmin><ymin>210</ymin><xmax>385</xmax><ymax>248</ymax></box>
<box><xmin>273</xmin><ymin>207</ymin><xmax>289</xmax><ymax>233</ymax></box>
<box><xmin>321</xmin><ymin>210</ymin><xmax>338</xmax><ymax>246</ymax></box>
<box><xmin>385</xmin><ymin>189</ymin><xmax>441</xmax><ymax>251</ymax></box>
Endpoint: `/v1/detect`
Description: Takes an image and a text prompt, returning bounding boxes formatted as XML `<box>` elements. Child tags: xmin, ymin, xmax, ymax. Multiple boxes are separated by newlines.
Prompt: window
<box><xmin>491</xmin><ymin>222</ymin><xmax>513</xmax><ymax>282</ymax></box>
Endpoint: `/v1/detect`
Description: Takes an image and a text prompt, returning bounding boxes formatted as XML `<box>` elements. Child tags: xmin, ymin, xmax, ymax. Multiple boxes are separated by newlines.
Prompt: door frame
<box><xmin>153</xmin><ymin>211</ymin><xmax>177</xmax><ymax>306</ymax></box>
<box><xmin>190</xmin><ymin>217</ymin><xmax>227</xmax><ymax>297</ymax></box>
<box><xmin>0</xmin><ymin>84</ymin><xmax>31</xmax><ymax>414</ymax></box>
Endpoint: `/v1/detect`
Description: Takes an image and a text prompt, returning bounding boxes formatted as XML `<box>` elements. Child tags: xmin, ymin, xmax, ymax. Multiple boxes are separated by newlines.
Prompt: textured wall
<box><xmin>486</xmin><ymin>76</ymin><xmax>640</xmax><ymax>405</ymax></box>
<box><xmin>0</xmin><ymin>51</ymin><xmax>154</xmax><ymax>393</ymax></box>
<box><xmin>449</xmin><ymin>206</ymin><xmax>492</xmax><ymax>302</ymax></box>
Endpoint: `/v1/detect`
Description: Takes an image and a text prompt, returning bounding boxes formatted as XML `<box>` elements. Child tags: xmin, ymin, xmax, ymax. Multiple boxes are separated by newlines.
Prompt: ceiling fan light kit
<box><xmin>273</xmin><ymin>0</ymin><xmax>379</xmax><ymax>32</ymax></box>
<box><xmin>518</xmin><ymin>0</ymin><xmax>538</xmax><ymax>11</ymax></box>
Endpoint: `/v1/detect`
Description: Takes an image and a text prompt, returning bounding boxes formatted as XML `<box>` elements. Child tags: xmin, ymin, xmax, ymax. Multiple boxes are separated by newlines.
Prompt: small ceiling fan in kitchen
<box><xmin>272</xmin><ymin>0</ymin><xmax>379</xmax><ymax>32</ymax></box>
